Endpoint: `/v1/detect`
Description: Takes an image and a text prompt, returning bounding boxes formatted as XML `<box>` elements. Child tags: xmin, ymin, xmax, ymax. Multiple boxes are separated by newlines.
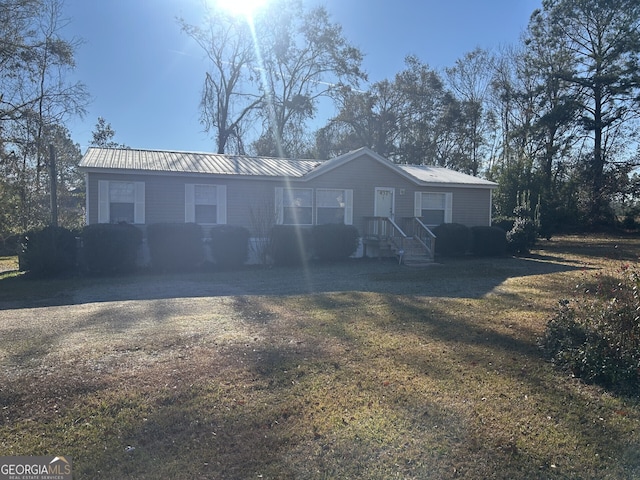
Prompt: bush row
<box><xmin>433</xmin><ymin>223</ymin><xmax>508</xmax><ymax>257</ymax></box>
<box><xmin>269</xmin><ymin>224</ymin><xmax>359</xmax><ymax>266</ymax></box>
<box><xmin>18</xmin><ymin>222</ymin><xmax>359</xmax><ymax>276</ymax></box>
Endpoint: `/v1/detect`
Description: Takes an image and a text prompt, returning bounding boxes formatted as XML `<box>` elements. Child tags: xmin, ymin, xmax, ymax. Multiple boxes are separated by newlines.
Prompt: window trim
<box><xmin>315</xmin><ymin>188</ymin><xmax>353</xmax><ymax>225</ymax></box>
<box><xmin>185</xmin><ymin>183</ymin><xmax>227</xmax><ymax>225</ymax></box>
<box><xmin>275</xmin><ymin>187</ymin><xmax>314</xmax><ymax>226</ymax></box>
<box><xmin>98</xmin><ymin>180</ymin><xmax>145</xmax><ymax>224</ymax></box>
<box><xmin>414</xmin><ymin>191</ymin><xmax>452</xmax><ymax>226</ymax></box>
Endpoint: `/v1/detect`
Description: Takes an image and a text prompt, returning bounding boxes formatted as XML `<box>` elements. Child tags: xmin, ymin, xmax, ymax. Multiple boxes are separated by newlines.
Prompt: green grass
<box><xmin>1</xmin><ymin>236</ymin><xmax>640</xmax><ymax>479</ymax></box>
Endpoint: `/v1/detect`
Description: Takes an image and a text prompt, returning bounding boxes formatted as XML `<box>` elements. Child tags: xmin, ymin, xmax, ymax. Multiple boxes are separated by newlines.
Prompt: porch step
<box><xmin>391</xmin><ymin>237</ymin><xmax>434</xmax><ymax>266</ymax></box>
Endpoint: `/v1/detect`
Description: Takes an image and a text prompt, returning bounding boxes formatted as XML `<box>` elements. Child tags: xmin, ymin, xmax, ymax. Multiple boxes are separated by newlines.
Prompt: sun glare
<box><xmin>216</xmin><ymin>0</ymin><xmax>267</xmax><ymax>17</ymax></box>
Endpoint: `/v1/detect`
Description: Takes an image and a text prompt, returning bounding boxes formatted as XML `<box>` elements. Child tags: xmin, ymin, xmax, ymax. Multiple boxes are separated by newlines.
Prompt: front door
<box><xmin>374</xmin><ymin>187</ymin><xmax>395</xmax><ymax>219</ymax></box>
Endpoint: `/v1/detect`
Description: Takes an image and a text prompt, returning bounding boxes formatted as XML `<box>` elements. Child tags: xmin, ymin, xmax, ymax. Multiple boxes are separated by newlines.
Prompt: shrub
<box><xmin>506</xmin><ymin>217</ymin><xmax>537</xmax><ymax>254</ymax></box>
<box><xmin>19</xmin><ymin>226</ymin><xmax>77</xmax><ymax>277</ymax></box>
<box><xmin>312</xmin><ymin>224</ymin><xmax>359</xmax><ymax>262</ymax></box>
<box><xmin>270</xmin><ymin>225</ymin><xmax>312</xmax><ymax>266</ymax></box>
<box><xmin>209</xmin><ymin>225</ymin><xmax>250</xmax><ymax>269</ymax></box>
<box><xmin>541</xmin><ymin>265</ymin><xmax>640</xmax><ymax>396</ymax></box>
<box><xmin>470</xmin><ymin>226</ymin><xmax>507</xmax><ymax>257</ymax></box>
<box><xmin>433</xmin><ymin>223</ymin><xmax>471</xmax><ymax>257</ymax></box>
<box><xmin>81</xmin><ymin>223</ymin><xmax>142</xmax><ymax>274</ymax></box>
<box><xmin>492</xmin><ymin>216</ymin><xmax>514</xmax><ymax>233</ymax></box>
<box><xmin>0</xmin><ymin>234</ymin><xmax>19</xmax><ymax>256</ymax></box>
<box><xmin>147</xmin><ymin>223</ymin><xmax>204</xmax><ymax>272</ymax></box>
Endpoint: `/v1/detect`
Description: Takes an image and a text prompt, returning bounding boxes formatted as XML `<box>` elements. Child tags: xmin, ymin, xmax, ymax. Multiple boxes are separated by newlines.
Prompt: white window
<box><xmin>275</xmin><ymin>188</ymin><xmax>313</xmax><ymax>225</ymax></box>
<box><xmin>414</xmin><ymin>192</ymin><xmax>452</xmax><ymax>226</ymax></box>
<box><xmin>185</xmin><ymin>184</ymin><xmax>227</xmax><ymax>224</ymax></box>
<box><xmin>98</xmin><ymin>180</ymin><xmax>145</xmax><ymax>224</ymax></box>
<box><xmin>316</xmin><ymin>189</ymin><xmax>353</xmax><ymax>225</ymax></box>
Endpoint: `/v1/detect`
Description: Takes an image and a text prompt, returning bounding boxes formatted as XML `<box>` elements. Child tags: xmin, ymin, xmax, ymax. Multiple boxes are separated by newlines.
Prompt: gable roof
<box><xmin>79</xmin><ymin>146</ymin><xmax>497</xmax><ymax>188</ymax></box>
<box><xmin>79</xmin><ymin>147</ymin><xmax>320</xmax><ymax>178</ymax></box>
<box><xmin>397</xmin><ymin>164</ymin><xmax>497</xmax><ymax>188</ymax></box>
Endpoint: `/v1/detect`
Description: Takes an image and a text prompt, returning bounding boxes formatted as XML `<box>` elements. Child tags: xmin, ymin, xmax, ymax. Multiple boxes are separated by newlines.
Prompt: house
<box><xmin>78</xmin><ymin>147</ymin><xmax>497</xmax><ymax>264</ymax></box>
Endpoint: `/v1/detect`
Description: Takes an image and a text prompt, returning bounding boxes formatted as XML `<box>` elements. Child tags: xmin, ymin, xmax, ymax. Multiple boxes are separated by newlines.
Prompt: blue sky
<box><xmin>64</xmin><ymin>0</ymin><xmax>541</xmax><ymax>153</ymax></box>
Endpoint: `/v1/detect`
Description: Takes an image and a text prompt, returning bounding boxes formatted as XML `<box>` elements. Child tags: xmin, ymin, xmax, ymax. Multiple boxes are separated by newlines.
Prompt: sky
<box><xmin>63</xmin><ymin>0</ymin><xmax>542</xmax><ymax>154</ymax></box>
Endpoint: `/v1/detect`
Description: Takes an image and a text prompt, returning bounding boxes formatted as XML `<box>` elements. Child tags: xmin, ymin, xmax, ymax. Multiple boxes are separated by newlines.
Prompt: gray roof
<box><xmin>79</xmin><ymin>147</ymin><xmax>320</xmax><ymax>178</ymax></box>
<box><xmin>79</xmin><ymin>147</ymin><xmax>497</xmax><ymax>188</ymax></box>
<box><xmin>398</xmin><ymin>164</ymin><xmax>497</xmax><ymax>187</ymax></box>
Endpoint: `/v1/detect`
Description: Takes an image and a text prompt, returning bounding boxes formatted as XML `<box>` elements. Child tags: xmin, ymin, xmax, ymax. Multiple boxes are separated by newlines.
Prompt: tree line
<box><xmin>2</xmin><ymin>0</ymin><xmax>640</xmax><ymax>251</ymax></box>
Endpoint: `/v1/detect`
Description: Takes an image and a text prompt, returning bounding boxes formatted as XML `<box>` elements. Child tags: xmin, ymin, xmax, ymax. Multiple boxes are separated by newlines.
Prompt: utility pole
<box><xmin>49</xmin><ymin>144</ymin><xmax>58</xmax><ymax>227</ymax></box>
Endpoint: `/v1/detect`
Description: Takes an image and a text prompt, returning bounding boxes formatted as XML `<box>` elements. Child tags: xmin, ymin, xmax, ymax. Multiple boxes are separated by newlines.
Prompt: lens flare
<box><xmin>216</xmin><ymin>0</ymin><xmax>267</xmax><ymax>17</ymax></box>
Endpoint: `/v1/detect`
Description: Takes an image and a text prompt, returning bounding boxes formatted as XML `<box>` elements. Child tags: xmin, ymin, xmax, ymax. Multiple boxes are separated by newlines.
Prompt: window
<box><xmin>415</xmin><ymin>192</ymin><xmax>452</xmax><ymax>226</ymax></box>
<box><xmin>98</xmin><ymin>180</ymin><xmax>145</xmax><ymax>224</ymax></box>
<box><xmin>185</xmin><ymin>184</ymin><xmax>227</xmax><ymax>224</ymax></box>
<box><xmin>316</xmin><ymin>189</ymin><xmax>353</xmax><ymax>225</ymax></box>
<box><xmin>276</xmin><ymin>188</ymin><xmax>313</xmax><ymax>225</ymax></box>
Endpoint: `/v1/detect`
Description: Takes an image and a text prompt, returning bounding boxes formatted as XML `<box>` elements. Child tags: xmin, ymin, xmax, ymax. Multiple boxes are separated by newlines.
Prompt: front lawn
<box><xmin>1</xmin><ymin>235</ymin><xmax>639</xmax><ymax>479</ymax></box>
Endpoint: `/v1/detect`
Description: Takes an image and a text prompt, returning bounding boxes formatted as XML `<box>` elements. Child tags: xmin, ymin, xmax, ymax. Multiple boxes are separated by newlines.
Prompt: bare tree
<box><xmin>445</xmin><ymin>48</ymin><xmax>496</xmax><ymax>176</ymax></box>
<box><xmin>179</xmin><ymin>7</ymin><xmax>262</xmax><ymax>154</ymax></box>
<box><xmin>251</xmin><ymin>0</ymin><xmax>366</xmax><ymax>157</ymax></box>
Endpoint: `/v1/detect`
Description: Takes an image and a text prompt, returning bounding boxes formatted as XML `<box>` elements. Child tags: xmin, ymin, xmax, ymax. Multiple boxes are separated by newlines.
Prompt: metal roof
<box><xmin>79</xmin><ymin>147</ymin><xmax>321</xmax><ymax>178</ymax></box>
<box><xmin>398</xmin><ymin>164</ymin><xmax>497</xmax><ymax>187</ymax></box>
<box><xmin>79</xmin><ymin>147</ymin><xmax>497</xmax><ymax>187</ymax></box>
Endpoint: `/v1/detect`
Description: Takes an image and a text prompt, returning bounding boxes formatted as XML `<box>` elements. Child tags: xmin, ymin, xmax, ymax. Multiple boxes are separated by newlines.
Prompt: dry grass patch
<box><xmin>1</xmin><ymin>235</ymin><xmax>640</xmax><ymax>479</ymax></box>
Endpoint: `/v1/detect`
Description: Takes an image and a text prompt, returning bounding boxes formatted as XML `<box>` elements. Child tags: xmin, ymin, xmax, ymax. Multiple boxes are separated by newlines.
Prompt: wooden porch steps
<box><xmin>391</xmin><ymin>237</ymin><xmax>434</xmax><ymax>267</ymax></box>
<box><xmin>364</xmin><ymin>216</ymin><xmax>436</xmax><ymax>267</ymax></box>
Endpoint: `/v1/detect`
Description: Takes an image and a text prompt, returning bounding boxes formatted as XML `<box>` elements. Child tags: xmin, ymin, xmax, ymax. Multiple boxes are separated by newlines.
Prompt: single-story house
<box><xmin>78</xmin><ymin>146</ymin><xmax>497</xmax><ymax>264</ymax></box>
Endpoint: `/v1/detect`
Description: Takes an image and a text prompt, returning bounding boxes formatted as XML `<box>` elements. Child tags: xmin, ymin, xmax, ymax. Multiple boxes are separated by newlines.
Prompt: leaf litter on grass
<box><xmin>1</xmin><ymin>236</ymin><xmax>640</xmax><ymax>478</ymax></box>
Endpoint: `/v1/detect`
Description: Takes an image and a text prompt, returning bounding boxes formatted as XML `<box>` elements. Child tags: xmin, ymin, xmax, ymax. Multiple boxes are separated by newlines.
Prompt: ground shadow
<box><xmin>0</xmin><ymin>255</ymin><xmax>586</xmax><ymax>311</ymax></box>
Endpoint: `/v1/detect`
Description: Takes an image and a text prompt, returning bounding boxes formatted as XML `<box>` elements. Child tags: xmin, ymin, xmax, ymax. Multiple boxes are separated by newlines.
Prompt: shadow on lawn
<box><xmin>0</xmin><ymin>255</ymin><xmax>586</xmax><ymax>311</ymax></box>
<box><xmin>86</xmin><ymin>286</ymin><xmax>640</xmax><ymax>479</ymax></box>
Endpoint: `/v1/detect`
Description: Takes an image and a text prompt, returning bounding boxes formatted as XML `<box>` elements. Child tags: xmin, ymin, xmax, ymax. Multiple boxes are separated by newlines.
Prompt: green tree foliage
<box><xmin>90</xmin><ymin>117</ymin><xmax>127</xmax><ymax>148</ymax></box>
<box><xmin>0</xmin><ymin>0</ymin><xmax>88</xmax><ymax>241</ymax></box>
<box><xmin>318</xmin><ymin>57</ymin><xmax>470</xmax><ymax>168</ymax></box>
<box><xmin>529</xmin><ymin>0</ymin><xmax>640</xmax><ymax>227</ymax></box>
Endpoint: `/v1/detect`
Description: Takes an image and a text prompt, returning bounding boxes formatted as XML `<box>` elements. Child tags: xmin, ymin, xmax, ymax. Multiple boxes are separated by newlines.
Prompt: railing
<box><xmin>364</xmin><ymin>216</ymin><xmax>408</xmax><ymax>252</ymax></box>
<box><xmin>364</xmin><ymin>216</ymin><xmax>436</xmax><ymax>262</ymax></box>
<box><xmin>402</xmin><ymin>217</ymin><xmax>436</xmax><ymax>260</ymax></box>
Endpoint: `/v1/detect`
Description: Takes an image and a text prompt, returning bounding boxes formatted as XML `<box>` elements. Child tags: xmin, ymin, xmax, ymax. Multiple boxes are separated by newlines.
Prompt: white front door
<box><xmin>374</xmin><ymin>187</ymin><xmax>395</xmax><ymax>218</ymax></box>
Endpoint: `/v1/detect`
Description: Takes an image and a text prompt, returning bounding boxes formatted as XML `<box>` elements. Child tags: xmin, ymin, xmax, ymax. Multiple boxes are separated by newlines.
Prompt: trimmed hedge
<box><xmin>147</xmin><ymin>222</ymin><xmax>204</xmax><ymax>272</ymax></box>
<box><xmin>492</xmin><ymin>217</ymin><xmax>514</xmax><ymax>233</ymax></box>
<box><xmin>81</xmin><ymin>223</ymin><xmax>142</xmax><ymax>274</ymax></box>
<box><xmin>19</xmin><ymin>226</ymin><xmax>77</xmax><ymax>277</ymax></box>
<box><xmin>470</xmin><ymin>226</ymin><xmax>507</xmax><ymax>257</ymax></box>
<box><xmin>312</xmin><ymin>224</ymin><xmax>359</xmax><ymax>262</ymax></box>
<box><xmin>209</xmin><ymin>224</ymin><xmax>250</xmax><ymax>269</ymax></box>
<box><xmin>270</xmin><ymin>225</ymin><xmax>312</xmax><ymax>266</ymax></box>
<box><xmin>433</xmin><ymin>223</ymin><xmax>471</xmax><ymax>257</ymax></box>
